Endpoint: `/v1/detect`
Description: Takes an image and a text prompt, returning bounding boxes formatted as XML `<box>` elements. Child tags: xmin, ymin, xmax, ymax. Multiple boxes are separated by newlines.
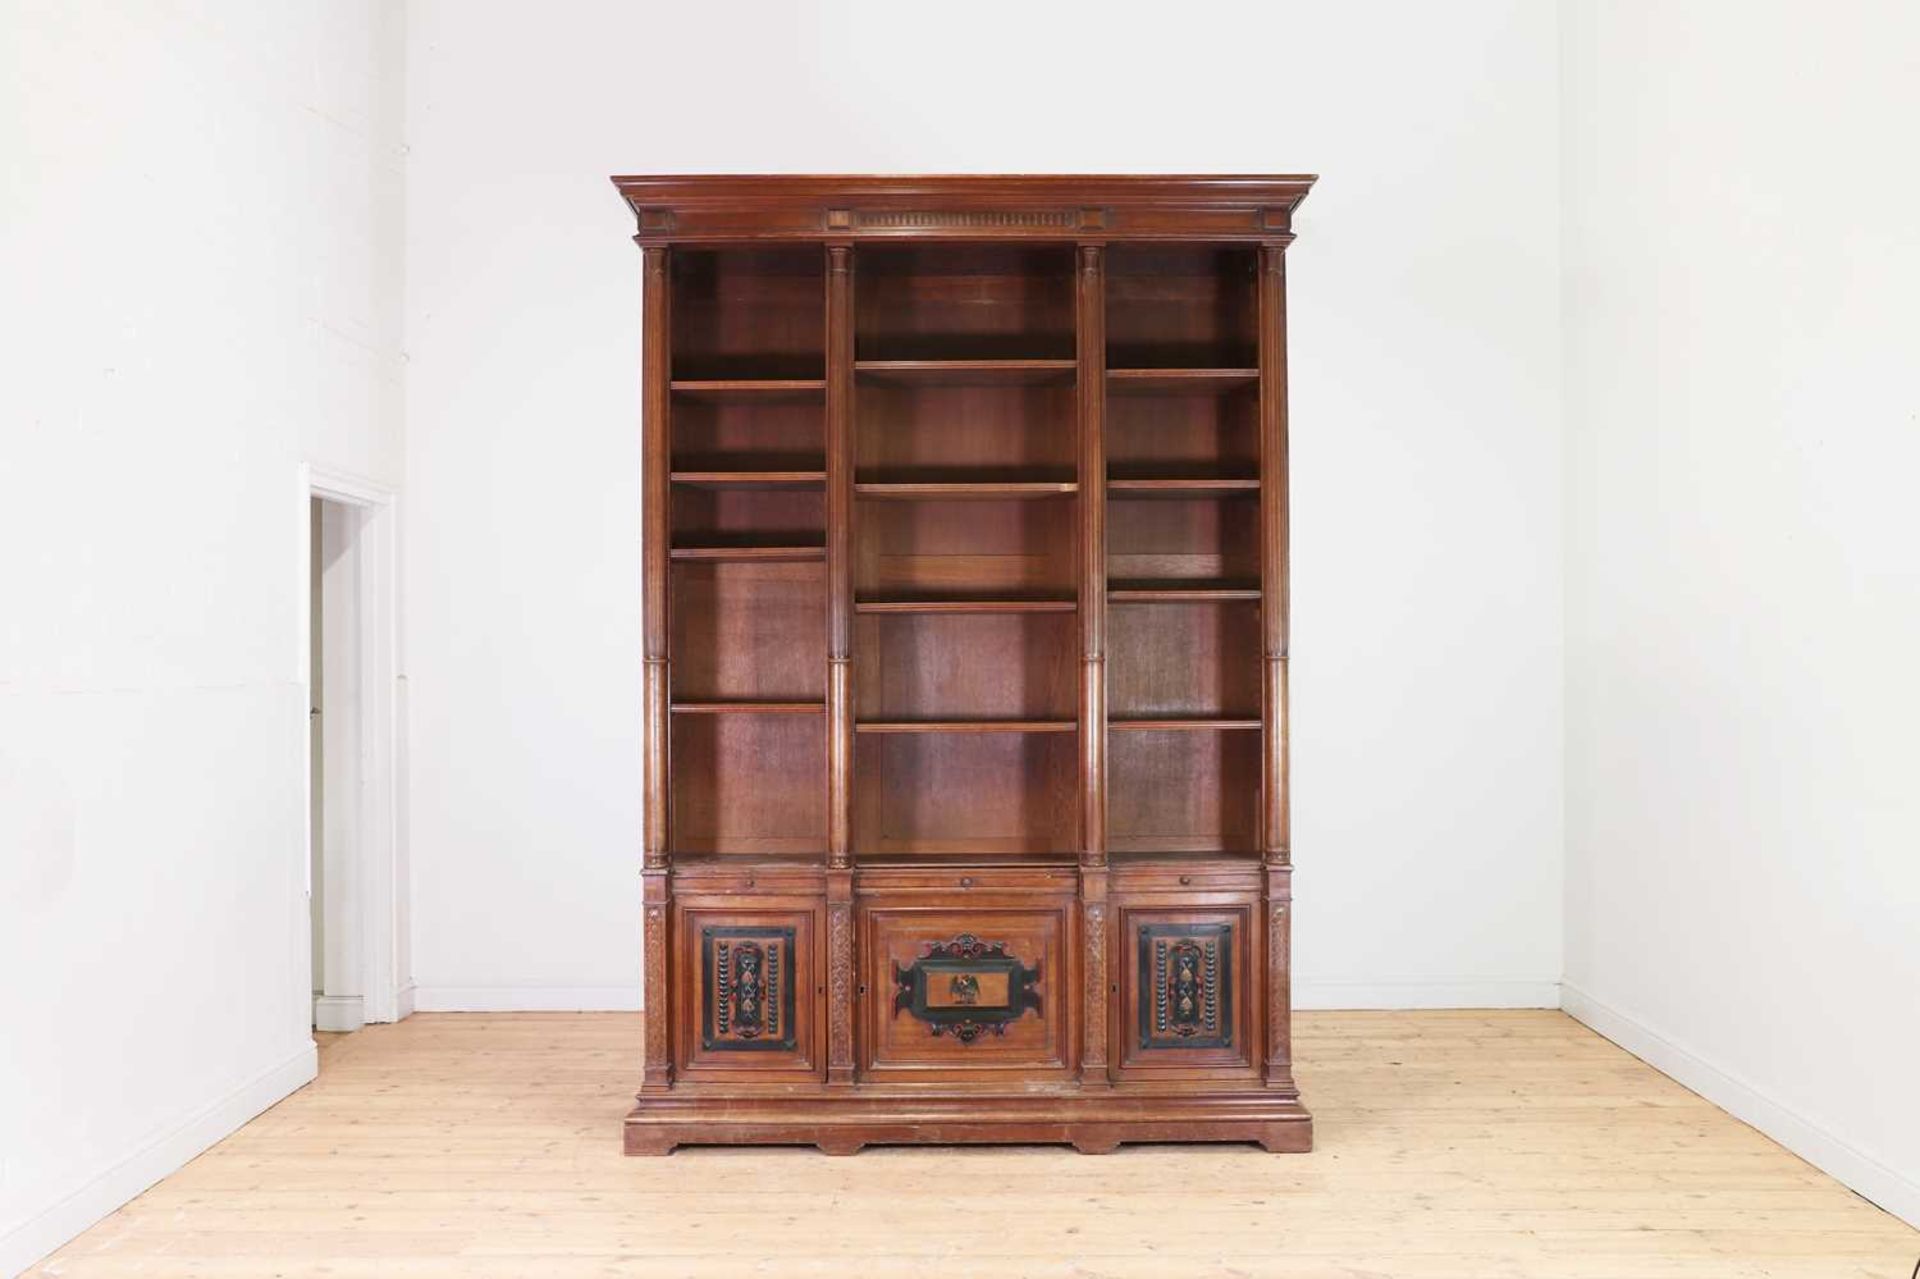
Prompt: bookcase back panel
<box><xmin>671</xmin><ymin>488</ymin><xmax>825</xmax><ymax>550</ymax></box>
<box><xmin>855</xmin><ymin>613</ymin><xmax>1077</xmax><ymax>722</ymax></box>
<box><xmin>856</xmin><ymin>381</ymin><xmax>1074</xmax><ymax>483</ymax></box>
<box><xmin>855</xmin><ymin>733</ymin><xmax>1077</xmax><ymax>855</ymax></box>
<box><xmin>672</xmin><ymin>247</ymin><xmax>825</xmax><ymax>381</ymax></box>
<box><xmin>1108</xmin><ymin>729</ymin><xmax>1259</xmax><ymax>853</ymax></box>
<box><xmin>1106</xmin><ymin>245</ymin><xmax>1259</xmax><ymax>370</ymax></box>
<box><xmin>856</xmin><ymin>245</ymin><xmax>1075</xmax><ymax>362</ymax></box>
<box><xmin>671</xmin><ymin>562</ymin><xmax>826</xmax><ymax>701</ymax></box>
<box><xmin>672</xmin><ymin>714</ymin><xmax>827</xmax><ymax>855</ymax></box>
<box><xmin>1107</xmin><ymin>387</ymin><xmax>1258</xmax><ymax>481</ymax></box>
<box><xmin>670</xmin><ymin>393</ymin><xmax>825</xmax><ymax>473</ymax></box>
<box><xmin>1108</xmin><ymin>496</ymin><xmax>1260</xmax><ymax>589</ymax></box>
<box><xmin>1110</xmin><ymin>600</ymin><xmax>1262</xmax><ymax>719</ymax></box>
<box><xmin>857</xmin><ymin>498</ymin><xmax>1076</xmax><ymax>603</ymax></box>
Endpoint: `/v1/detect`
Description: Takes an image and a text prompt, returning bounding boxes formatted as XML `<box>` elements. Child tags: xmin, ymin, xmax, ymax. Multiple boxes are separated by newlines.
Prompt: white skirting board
<box><xmin>0</xmin><ymin>1043</ymin><xmax>317</xmax><ymax>1278</ymax></box>
<box><xmin>1561</xmin><ymin>983</ymin><xmax>1919</xmax><ymax>1229</ymax></box>
<box><xmin>410</xmin><ymin>985</ymin><xmax>644</xmax><ymax>1012</ymax></box>
<box><xmin>1295</xmin><ymin>978</ymin><xmax>1560</xmax><ymax>1009</ymax></box>
<box><xmin>313</xmin><ymin>994</ymin><xmax>366</xmax><ymax>1033</ymax></box>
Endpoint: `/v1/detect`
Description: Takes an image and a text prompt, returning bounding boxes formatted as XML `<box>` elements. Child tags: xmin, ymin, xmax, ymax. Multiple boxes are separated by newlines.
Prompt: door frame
<box><xmin>299</xmin><ymin>464</ymin><xmax>408</xmax><ymax>1028</ymax></box>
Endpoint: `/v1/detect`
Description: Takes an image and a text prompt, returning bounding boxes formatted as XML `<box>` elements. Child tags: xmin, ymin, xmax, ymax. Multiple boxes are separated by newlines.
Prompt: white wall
<box><xmin>402</xmin><ymin>0</ymin><xmax>1566</xmax><ymax>1011</ymax></box>
<box><xmin>1561</xmin><ymin>0</ymin><xmax>1920</xmax><ymax>1227</ymax></box>
<box><xmin>0</xmin><ymin>2</ymin><xmax>405</xmax><ymax>1271</ymax></box>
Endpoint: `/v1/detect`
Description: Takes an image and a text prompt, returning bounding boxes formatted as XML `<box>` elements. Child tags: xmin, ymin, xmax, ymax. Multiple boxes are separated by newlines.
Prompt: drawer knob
<box><xmin>1179</xmin><ymin>874</ymin><xmax>1192</xmax><ymax>885</ymax></box>
<box><xmin>959</xmin><ymin>875</ymin><xmax>974</xmax><ymax>889</ymax></box>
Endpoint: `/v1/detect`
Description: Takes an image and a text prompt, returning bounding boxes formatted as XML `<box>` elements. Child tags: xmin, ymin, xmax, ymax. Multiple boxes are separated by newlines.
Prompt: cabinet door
<box><xmin>859</xmin><ymin>905</ymin><xmax>1071</xmax><ymax>1082</ymax></box>
<box><xmin>676</xmin><ymin>905</ymin><xmax>820</xmax><ymax>1080</ymax></box>
<box><xmin>1115</xmin><ymin>904</ymin><xmax>1258</xmax><ymax>1080</ymax></box>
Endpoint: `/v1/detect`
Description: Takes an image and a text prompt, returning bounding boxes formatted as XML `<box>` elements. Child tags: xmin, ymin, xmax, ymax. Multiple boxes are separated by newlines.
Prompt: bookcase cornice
<box><xmin>612</xmin><ymin>174</ymin><xmax>1317</xmax><ymax>244</ymax></box>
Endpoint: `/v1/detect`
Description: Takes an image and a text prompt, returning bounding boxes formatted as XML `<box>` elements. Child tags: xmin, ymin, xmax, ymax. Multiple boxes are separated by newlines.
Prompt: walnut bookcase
<box><xmin>614</xmin><ymin>175</ymin><xmax>1315</xmax><ymax>1154</ymax></box>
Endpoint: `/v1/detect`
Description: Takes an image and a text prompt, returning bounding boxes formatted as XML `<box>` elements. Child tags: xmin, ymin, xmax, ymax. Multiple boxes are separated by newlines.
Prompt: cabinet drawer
<box><xmin>859</xmin><ymin>906</ymin><xmax>1070</xmax><ymax>1081</ymax></box>
<box><xmin>675</xmin><ymin>904</ymin><xmax>821</xmax><ymax>1080</ymax></box>
<box><xmin>1115</xmin><ymin>903</ymin><xmax>1258</xmax><ymax>1079</ymax></box>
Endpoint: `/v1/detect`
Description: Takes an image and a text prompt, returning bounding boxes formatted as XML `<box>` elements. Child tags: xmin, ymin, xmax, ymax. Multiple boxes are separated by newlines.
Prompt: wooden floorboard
<box><xmin>32</xmin><ymin>1011</ymin><xmax>1919</xmax><ymax>1277</ymax></box>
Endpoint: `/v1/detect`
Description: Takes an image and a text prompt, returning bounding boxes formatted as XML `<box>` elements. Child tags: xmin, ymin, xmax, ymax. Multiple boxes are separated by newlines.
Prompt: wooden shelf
<box><xmin>855</xmin><ymin>358</ymin><xmax>1077</xmax><ymax>385</ymax></box>
<box><xmin>671</xmin><ymin>470</ymin><xmax>825</xmax><ymax>488</ymax></box>
<box><xmin>1109</xmin><ymin>585</ymin><xmax>1260</xmax><ymax>602</ymax></box>
<box><xmin>669</xmin><ymin>378</ymin><xmax>827</xmax><ymax>397</ymax></box>
<box><xmin>1108</xmin><ymin>477</ymin><xmax>1259</xmax><ymax>496</ymax></box>
<box><xmin>1107</xmin><ymin>368</ymin><xmax>1260</xmax><ymax>391</ymax></box>
<box><xmin>669</xmin><ymin>545</ymin><xmax>826</xmax><ymax>563</ymax></box>
<box><xmin>1111</xmin><ymin>718</ymin><xmax>1262</xmax><ymax>731</ymax></box>
<box><xmin>856</xmin><ymin>719</ymin><xmax>1077</xmax><ymax>734</ymax></box>
<box><xmin>855</xmin><ymin>597</ymin><xmax>1077</xmax><ymax>614</ymax></box>
<box><xmin>853</xmin><ymin>850</ymin><xmax>1082</xmax><ymax>868</ymax></box>
<box><xmin>671</xmin><ymin>702</ymin><xmax>826</xmax><ymax>715</ymax></box>
<box><xmin>856</xmin><ymin>480</ymin><xmax>1078</xmax><ymax>500</ymax></box>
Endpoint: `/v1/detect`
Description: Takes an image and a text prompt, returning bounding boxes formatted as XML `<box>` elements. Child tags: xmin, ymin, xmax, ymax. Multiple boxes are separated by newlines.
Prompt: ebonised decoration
<box><xmin>702</xmin><ymin>925</ymin><xmax>797</xmax><ymax>1052</ymax></box>
<box><xmin>893</xmin><ymin>934</ymin><xmax>1042</xmax><ymax>1043</ymax></box>
<box><xmin>1138</xmin><ymin>921</ymin><xmax>1232</xmax><ymax>1050</ymax></box>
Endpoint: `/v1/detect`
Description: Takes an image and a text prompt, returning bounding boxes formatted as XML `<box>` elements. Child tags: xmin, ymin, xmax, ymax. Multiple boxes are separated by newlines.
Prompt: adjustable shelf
<box><xmin>669</xmin><ymin>378</ymin><xmax>827</xmax><ymax>397</ymax></box>
<box><xmin>855</xmin><ymin>719</ymin><xmax>1076</xmax><ymax>734</ymax></box>
<box><xmin>671</xmin><ymin>470</ymin><xmax>826</xmax><ymax>488</ymax></box>
<box><xmin>1107</xmin><ymin>368</ymin><xmax>1260</xmax><ymax>392</ymax></box>
<box><xmin>1108</xmin><ymin>478</ymin><xmax>1259</xmax><ymax>496</ymax></box>
<box><xmin>855</xmin><ymin>597</ymin><xmax>1076</xmax><ymax>613</ymax></box>
<box><xmin>669</xmin><ymin>545</ymin><xmax>826</xmax><ymax>563</ymax></box>
<box><xmin>854</xmin><ymin>358</ymin><xmax>1077</xmax><ymax>385</ymax></box>
<box><xmin>855</xmin><ymin>480</ymin><xmax>1078</xmax><ymax>500</ymax></box>
<box><xmin>1109</xmin><ymin>585</ymin><xmax>1260</xmax><ymax>602</ymax></box>
<box><xmin>1111</xmin><ymin>718</ymin><xmax>1262</xmax><ymax>731</ymax></box>
<box><xmin>672</xmin><ymin>701</ymin><xmax>827</xmax><ymax>715</ymax></box>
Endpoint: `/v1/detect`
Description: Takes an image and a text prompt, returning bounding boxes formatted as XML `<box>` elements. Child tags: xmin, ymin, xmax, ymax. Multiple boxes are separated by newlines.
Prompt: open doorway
<box><xmin>311</xmin><ymin>496</ymin><xmax>364</xmax><ymax>1032</ymax></box>
<box><xmin>302</xmin><ymin>468</ymin><xmax>406</xmax><ymax>1046</ymax></box>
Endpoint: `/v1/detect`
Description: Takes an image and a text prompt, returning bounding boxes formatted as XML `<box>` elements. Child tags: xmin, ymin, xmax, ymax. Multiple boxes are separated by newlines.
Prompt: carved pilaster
<box><xmin>1080</xmin><ymin>867</ymin><xmax>1110</xmax><ymax>1085</ymax></box>
<box><xmin>640</xmin><ymin>869</ymin><xmax>673</xmax><ymax>1092</ymax></box>
<box><xmin>1264</xmin><ymin>865</ymin><xmax>1295</xmax><ymax>1093</ymax></box>
<box><xmin>826</xmin><ymin>869</ymin><xmax>855</xmax><ymax>1085</ymax></box>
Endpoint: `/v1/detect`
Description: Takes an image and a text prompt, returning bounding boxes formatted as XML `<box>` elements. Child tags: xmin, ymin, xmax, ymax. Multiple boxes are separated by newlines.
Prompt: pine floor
<box><xmin>33</xmin><ymin>1011</ymin><xmax>1918</xmax><ymax>1277</ymax></box>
